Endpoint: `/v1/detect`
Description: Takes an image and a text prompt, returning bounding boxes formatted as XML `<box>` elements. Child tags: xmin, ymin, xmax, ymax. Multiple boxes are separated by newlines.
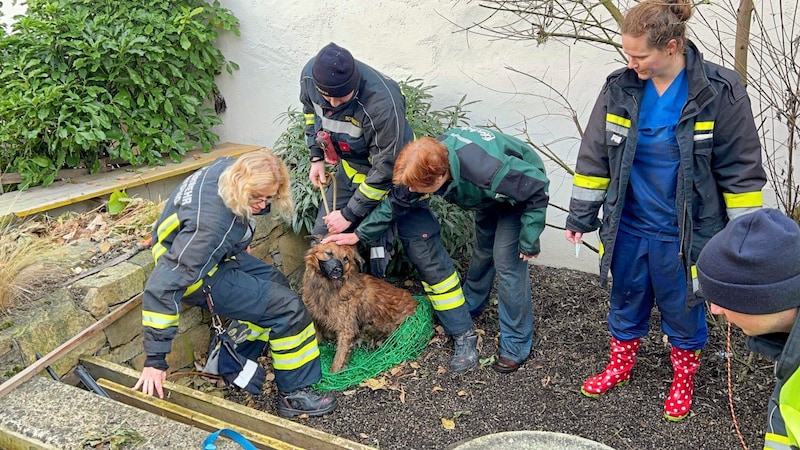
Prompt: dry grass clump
<box><xmin>0</xmin><ymin>197</ymin><xmax>164</xmax><ymax>315</ymax></box>
<box><xmin>0</xmin><ymin>231</ymin><xmax>64</xmax><ymax>314</ymax></box>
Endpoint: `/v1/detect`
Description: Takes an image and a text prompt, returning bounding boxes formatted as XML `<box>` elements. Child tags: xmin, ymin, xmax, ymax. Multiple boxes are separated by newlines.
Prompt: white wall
<box><xmin>0</xmin><ymin>0</ymin><xmax>25</xmax><ymax>29</ymax></box>
<box><xmin>2</xmin><ymin>1</ymin><xmax>775</xmax><ymax>274</ymax></box>
<box><xmin>210</xmin><ymin>0</ymin><xmax>626</xmax><ymax>272</ymax></box>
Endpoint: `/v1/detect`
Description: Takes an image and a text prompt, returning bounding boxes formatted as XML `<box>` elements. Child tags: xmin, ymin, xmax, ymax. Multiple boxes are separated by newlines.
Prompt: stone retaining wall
<box><xmin>0</xmin><ymin>214</ymin><xmax>307</xmax><ymax>384</ymax></box>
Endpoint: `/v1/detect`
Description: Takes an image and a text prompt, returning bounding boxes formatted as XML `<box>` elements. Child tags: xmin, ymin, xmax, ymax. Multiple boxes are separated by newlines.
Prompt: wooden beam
<box><xmin>81</xmin><ymin>357</ymin><xmax>371</xmax><ymax>450</ymax></box>
<box><xmin>0</xmin><ymin>294</ymin><xmax>142</xmax><ymax>399</ymax></box>
<box><xmin>0</xmin><ymin>426</ymin><xmax>61</xmax><ymax>450</ymax></box>
<box><xmin>97</xmin><ymin>378</ymin><xmax>301</xmax><ymax>450</ymax></box>
<box><xmin>0</xmin><ymin>143</ymin><xmax>264</xmax><ymax>218</ymax></box>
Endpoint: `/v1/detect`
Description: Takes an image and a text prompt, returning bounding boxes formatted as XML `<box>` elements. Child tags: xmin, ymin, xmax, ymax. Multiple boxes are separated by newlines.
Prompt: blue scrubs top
<box><xmin>620</xmin><ymin>69</ymin><xmax>689</xmax><ymax>241</ymax></box>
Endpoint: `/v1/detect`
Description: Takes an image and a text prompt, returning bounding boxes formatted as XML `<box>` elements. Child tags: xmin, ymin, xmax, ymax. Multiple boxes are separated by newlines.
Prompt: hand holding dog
<box><xmin>322</xmin><ymin>232</ymin><xmax>360</xmax><ymax>246</ymax></box>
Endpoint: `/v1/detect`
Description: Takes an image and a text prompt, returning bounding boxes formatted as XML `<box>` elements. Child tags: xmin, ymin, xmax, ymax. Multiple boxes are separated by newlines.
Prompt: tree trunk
<box><xmin>734</xmin><ymin>0</ymin><xmax>753</xmax><ymax>85</ymax></box>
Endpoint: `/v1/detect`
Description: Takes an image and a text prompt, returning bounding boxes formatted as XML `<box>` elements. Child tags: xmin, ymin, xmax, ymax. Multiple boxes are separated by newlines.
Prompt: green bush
<box><xmin>0</xmin><ymin>0</ymin><xmax>239</xmax><ymax>189</ymax></box>
<box><xmin>274</xmin><ymin>78</ymin><xmax>478</xmax><ymax>276</ymax></box>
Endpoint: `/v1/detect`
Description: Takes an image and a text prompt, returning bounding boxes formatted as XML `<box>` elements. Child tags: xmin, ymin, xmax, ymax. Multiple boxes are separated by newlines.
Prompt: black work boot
<box><xmin>276</xmin><ymin>387</ymin><xmax>337</xmax><ymax>417</ymax></box>
<box><xmin>450</xmin><ymin>329</ymin><xmax>478</xmax><ymax>373</ymax></box>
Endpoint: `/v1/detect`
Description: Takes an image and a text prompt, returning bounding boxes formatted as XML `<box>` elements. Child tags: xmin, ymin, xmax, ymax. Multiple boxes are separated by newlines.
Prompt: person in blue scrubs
<box><xmin>565</xmin><ymin>0</ymin><xmax>766</xmax><ymax>422</ymax></box>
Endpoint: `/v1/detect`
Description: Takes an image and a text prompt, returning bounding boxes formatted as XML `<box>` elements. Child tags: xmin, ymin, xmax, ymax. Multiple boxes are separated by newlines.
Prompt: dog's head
<box><xmin>305</xmin><ymin>235</ymin><xmax>364</xmax><ymax>281</ymax></box>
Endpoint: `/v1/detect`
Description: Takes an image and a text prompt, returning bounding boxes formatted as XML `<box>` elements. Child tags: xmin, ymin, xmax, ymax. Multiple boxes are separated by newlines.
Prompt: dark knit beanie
<box><xmin>312</xmin><ymin>42</ymin><xmax>360</xmax><ymax>98</ymax></box>
<box><xmin>697</xmin><ymin>208</ymin><xmax>800</xmax><ymax>315</ymax></box>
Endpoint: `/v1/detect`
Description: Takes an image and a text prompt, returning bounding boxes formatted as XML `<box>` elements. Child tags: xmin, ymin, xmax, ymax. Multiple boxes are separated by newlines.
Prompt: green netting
<box><xmin>313</xmin><ymin>295</ymin><xmax>433</xmax><ymax>392</ymax></box>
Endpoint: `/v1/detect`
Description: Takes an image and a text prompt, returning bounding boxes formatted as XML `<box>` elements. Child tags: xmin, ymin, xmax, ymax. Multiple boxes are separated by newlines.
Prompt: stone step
<box><xmin>0</xmin><ymin>376</ymin><xmax>243</xmax><ymax>449</ymax></box>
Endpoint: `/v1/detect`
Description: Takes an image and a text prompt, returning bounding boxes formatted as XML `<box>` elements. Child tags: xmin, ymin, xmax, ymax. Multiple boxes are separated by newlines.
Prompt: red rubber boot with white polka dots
<box><xmin>581</xmin><ymin>337</ymin><xmax>641</xmax><ymax>398</ymax></box>
<box><xmin>663</xmin><ymin>347</ymin><xmax>701</xmax><ymax>422</ymax></box>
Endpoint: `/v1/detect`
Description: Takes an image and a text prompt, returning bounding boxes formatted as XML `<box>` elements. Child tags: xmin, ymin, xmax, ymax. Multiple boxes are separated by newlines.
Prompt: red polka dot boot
<box><xmin>663</xmin><ymin>346</ymin><xmax>701</xmax><ymax>422</ymax></box>
<box><xmin>581</xmin><ymin>337</ymin><xmax>641</xmax><ymax>398</ymax></box>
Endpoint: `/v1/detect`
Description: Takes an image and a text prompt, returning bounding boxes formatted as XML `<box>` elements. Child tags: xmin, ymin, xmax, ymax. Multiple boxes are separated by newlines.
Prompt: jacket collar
<box><xmin>682</xmin><ymin>41</ymin><xmax>716</xmax><ymax>115</ymax></box>
<box><xmin>612</xmin><ymin>40</ymin><xmax>715</xmax><ymax>115</ymax></box>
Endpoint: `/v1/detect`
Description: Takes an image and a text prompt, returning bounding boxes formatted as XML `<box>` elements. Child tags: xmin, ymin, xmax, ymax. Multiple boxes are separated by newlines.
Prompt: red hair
<box><xmin>393</xmin><ymin>137</ymin><xmax>450</xmax><ymax>190</ymax></box>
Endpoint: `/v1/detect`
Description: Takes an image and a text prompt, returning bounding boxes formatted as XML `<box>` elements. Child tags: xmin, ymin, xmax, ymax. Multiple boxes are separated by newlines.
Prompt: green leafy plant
<box><xmin>273</xmin><ymin>107</ymin><xmax>317</xmax><ymax>235</ymax></box>
<box><xmin>0</xmin><ymin>0</ymin><xmax>240</xmax><ymax>190</ymax></box>
<box><xmin>107</xmin><ymin>190</ymin><xmax>130</xmax><ymax>216</ymax></box>
<box><xmin>274</xmin><ymin>79</ymin><xmax>478</xmax><ymax>276</ymax></box>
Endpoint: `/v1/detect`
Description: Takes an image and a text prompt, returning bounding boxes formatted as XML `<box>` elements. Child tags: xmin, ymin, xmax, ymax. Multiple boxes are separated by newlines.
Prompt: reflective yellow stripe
<box><xmin>358</xmin><ymin>182</ymin><xmax>388</xmax><ymax>201</ymax></box>
<box><xmin>240</xmin><ymin>320</ymin><xmax>271</xmax><ymax>343</ymax></box>
<box><xmin>764</xmin><ymin>432</ymin><xmax>793</xmax><ymax>450</ymax></box>
<box><xmin>573</xmin><ymin>173</ymin><xmax>611</xmax><ymax>190</ymax></box>
<box><xmin>694</xmin><ymin>121</ymin><xmax>714</xmax><ymax>131</ymax></box>
<box><xmin>304</xmin><ymin>113</ymin><xmax>315</xmax><ymax>125</ymax></box>
<box><xmin>423</xmin><ymin>271</ymin><xmax>460</xmax><ymax>294</ymax></box>
<box><xmin>142</xmin><ymin>311</ymin><xmax>179</xmax><ymax>329</ymax></box>
<box><xmin>690</xmin><ymin>264</ymin><xmax>700</xmax><ymax>292</ymax></box>
<box><xmin>152</xmin><ymin>213</ymin><xmax>180</xmax><ymax>263</ymax></box>
<box><xmin>270</xmin><ymin>323</ymin><xmax>317</xmax><ymax>351</ymax></box>
<box><xmin>155</xmin><ymin>214</ymin><xmax>179</xmax><ymax>246</ymax></box>
<box><xmin>723</xmin><ymin>191</ymin><xmax>763</xmax><ymax>208</ymax></box>
<box><xmin>606</xmin><ymin>113</ymin><xmax>631</xmax><ymax>128</ymax></box>
<box><xmin>427</xmin><ymin>288</ymin><xmax>466</xmax><ymax>311</ymax></box>
<box><xmin>185</xmin><ymin>280</ymin><xmax>203</xmax><ymax>296</ymax></box>
<box><xmin>184</xmin><ymin>264</ymin><xmax>219</xmax><ymax>297</ymax></box>
<box><xmin>778</xmin><ymin>365</ymin><xmax>800</xmax><ymax>448</ymax></box>
<box><xmin>598</xmin><ymin>241</ymin><xmax>605</xmax><ymax>258</ymax></box>
<box><xmin>422</xmin><ymin>272</ymin><xmax>465</xmax><ymax>311</ymax></box>
<box><xmin>341</xmin><ymin>160</ymin><xmax>367</xmax><ymax>184</ymax></box>
<box><xmin>151</xmin><ymin>243</ymin><xmax>167</xmax><ymax>261</ymax></box>
<box><xmin>272</xmin><ymin>340</ymin><xmax>320</xmax><ymax>371</ymax></box>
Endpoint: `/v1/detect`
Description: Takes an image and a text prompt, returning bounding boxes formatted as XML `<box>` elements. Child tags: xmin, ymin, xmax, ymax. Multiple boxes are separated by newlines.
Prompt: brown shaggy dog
<box><xmin>302</xmin><ymin>236</ymin><xmax>418</xmax><ymax>373</ymax></box>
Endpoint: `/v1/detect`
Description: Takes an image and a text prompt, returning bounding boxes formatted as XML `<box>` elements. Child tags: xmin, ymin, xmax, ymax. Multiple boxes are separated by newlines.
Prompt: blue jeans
<box><xmin>465</xmin><ymin>208</ymin><xmax>533</xmax><ymax>363</ymax></box>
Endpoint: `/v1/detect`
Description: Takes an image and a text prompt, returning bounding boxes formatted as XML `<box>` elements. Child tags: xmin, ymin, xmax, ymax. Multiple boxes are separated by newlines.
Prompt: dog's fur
<box><xmin>301</xmin><ymin>236</ymin><xmax>418</xmax><ymax>373</ymax></box>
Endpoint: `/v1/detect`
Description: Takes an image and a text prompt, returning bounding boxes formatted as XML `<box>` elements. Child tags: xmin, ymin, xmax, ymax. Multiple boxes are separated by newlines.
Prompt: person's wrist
<box><xmin>340</xmin><ymin>208</ymin><xmax>357</xmax><ymax>223</ymax></box>
<box><xmin>144</xmin><ymin>353</ymin><xmax>168</xmax><ymax>371</ymax></box>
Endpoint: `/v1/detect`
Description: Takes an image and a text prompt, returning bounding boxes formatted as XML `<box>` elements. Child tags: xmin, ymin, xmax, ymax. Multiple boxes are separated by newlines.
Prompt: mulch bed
<box><xmin>226</xmin><ymin>264</ymin><xmax>771</xmax><ymax>450</ymax></box>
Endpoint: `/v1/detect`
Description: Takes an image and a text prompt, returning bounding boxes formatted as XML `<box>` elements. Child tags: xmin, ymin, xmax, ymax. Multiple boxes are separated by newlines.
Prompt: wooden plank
<box><xmin>0</xmin><ymin>294</ymin><xmax>142</xmax><ymax>399</ymax></box>
<box><xmin>81</xmin><ymin>357</ymin><xmax>372</xmax><ymax>450</ymax></box>
<box><xmin>0</xmin><ymin>425</ymin><xmax>61</xmax><ymax>450</ymax></box>
<box><xmin>97</xmin><ymin>378</ymin><xmax>301</xmax><ymax>450</ymax></box>
<box><xmin>0</xmin><ymin>143</ymin><xmax>263</xmax><ymax>218</ymax></box>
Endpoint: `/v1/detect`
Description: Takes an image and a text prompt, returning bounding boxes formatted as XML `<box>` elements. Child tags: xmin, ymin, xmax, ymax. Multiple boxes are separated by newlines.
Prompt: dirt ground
<box><xmin>228</xmin><ymin>264</ymin><xmax>772</xmax><ymax>450</ymax></box>
<box><xmin>6</xmin><ymin>205</ymin><xmax>770</xmax><ymax>449</ymax></box>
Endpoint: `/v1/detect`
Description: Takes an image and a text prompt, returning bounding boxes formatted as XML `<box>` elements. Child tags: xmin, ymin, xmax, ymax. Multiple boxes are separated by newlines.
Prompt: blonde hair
<box><xmin>393</xmin><ymin>137</ymin><xmax>450</xmax><ymax>189</ymax></box>
<box><xmin>622</xmin><ymin>0</ymin><xmax>692</xmax><ymax>50</ymax></box>
<box><xmin>218</xmin><ymin>149</ymin><xmax>294</xmax><ymax>222</ymax></box>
